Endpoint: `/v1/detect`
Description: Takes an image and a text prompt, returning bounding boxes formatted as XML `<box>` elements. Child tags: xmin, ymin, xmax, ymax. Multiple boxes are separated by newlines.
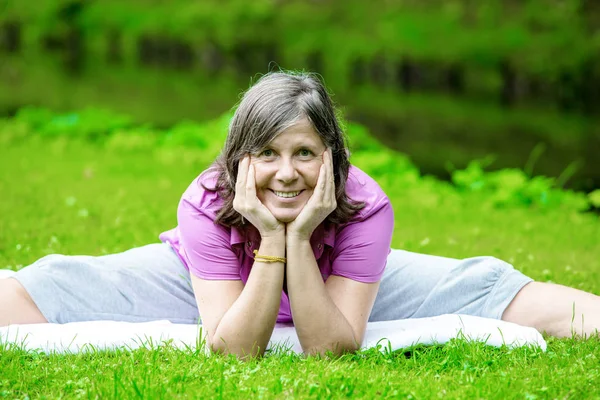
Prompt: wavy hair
<box><xmin>208</xmin><ymin>71</ymin><xmax>364</xmax><ymax>227</ymax></box>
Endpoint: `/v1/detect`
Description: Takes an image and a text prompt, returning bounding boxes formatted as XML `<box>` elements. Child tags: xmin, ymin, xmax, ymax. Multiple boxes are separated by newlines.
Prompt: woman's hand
<box><xmin>286</xmin><ymin>148</ymin><xmax>337</xmax><ymax>240</ymax></box>
<box><xmin>233</xmin><ymin>155</ymin><xmax>285</xmax><ymax>238</ymax></box>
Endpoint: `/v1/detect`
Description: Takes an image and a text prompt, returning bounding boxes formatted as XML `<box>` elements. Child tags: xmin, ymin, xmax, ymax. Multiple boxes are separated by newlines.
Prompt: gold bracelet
<box><xmin>253</xmin><ymin>249</ymin><xmax>286</xmax><ymax>264</ymax></box>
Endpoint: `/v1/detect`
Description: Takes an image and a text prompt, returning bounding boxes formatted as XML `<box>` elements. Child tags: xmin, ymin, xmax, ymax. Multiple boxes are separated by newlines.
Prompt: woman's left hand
<box><xmin>286</xmin><ymin>148</ymin><xmax>337</xmax><ymax>240</ymax></box>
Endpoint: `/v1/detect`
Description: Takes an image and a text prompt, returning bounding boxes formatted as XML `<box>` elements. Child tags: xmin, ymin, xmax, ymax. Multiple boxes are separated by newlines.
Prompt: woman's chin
<box><xmin>274</xmin><ymin>213</ymin><xmax>298</xmax><ymax>224</ymax></box>
<box><xmin>271</xmin><ymin>208</ymin><xmax>301</xmax><ymax>224</ymax></box>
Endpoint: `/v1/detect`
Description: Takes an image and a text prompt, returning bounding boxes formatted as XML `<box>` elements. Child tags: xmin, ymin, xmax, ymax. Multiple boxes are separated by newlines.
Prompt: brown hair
<box><xmin>208</xmin><ymin>70</ymin><xmax>364</xmax><ymax>227</ymax></box>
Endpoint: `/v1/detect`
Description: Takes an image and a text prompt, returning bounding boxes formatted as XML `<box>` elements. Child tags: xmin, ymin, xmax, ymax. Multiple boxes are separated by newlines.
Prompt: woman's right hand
<box><xmin>233</xmin><ymin>155</ymin><xmax>285</xmax><ymax>238</ymax></box>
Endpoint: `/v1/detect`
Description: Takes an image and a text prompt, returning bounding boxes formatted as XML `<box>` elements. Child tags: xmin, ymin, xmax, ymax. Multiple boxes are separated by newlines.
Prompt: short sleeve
<box><xmin>177</xmin><ymin>197</ymin><xmax>242</xmax><ymax>280</ymax></box>
<box><xmin>330</xmin><ymin>200</ymin><xmax>394</xmax><ymax>283</ymax></box>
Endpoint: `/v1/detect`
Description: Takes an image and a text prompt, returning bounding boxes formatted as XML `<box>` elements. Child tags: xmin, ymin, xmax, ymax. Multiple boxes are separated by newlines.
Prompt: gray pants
<box><xmin>13</xmin><ymin>244</ymin><xmax>532</xmax><ymax>324</ymax></box>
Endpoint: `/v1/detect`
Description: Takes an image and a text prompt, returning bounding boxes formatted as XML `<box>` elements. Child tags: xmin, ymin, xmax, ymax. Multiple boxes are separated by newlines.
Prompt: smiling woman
<box><xmin>2</xmin><ymin>70</ymin><xmax>600</xmax><ymax>359</ymax></box>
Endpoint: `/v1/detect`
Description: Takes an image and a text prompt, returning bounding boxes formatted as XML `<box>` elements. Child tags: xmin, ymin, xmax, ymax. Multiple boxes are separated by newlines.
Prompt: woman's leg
<box><xmin>0</xmin><ymin>278</ymin><xmax>47</xmax><ymax>326</ymax></box>
<box><xmin>2</xmin><ymin>243</ymin><xmax>199</xmax><ymax>326</ymax></box>
<box><xmin>371</xmin><ymin>249</ymin><xmax>532</xmax><ymax>322</ymax></box>
<box><xmin>502</xmin><ymin>282</ymin><xmax>600</xmax><ymax>338</ymax></box>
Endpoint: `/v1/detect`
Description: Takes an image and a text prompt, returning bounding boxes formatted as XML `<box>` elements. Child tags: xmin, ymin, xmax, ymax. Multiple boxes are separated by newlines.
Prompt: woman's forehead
<box><xmin>268</xmin><ymin>120</ymin><xmax>325</xmax><ymax>148</ymax></box>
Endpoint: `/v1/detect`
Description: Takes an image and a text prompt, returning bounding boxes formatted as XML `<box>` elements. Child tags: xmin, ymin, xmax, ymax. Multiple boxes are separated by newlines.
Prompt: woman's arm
<box><xmin>185</xmin><ymin>156</ymin><xmax>287</xmax><ymax>358</ymax></box>
<box><xmin>286</xmin><ymin>236</ymin><xmax>380</xmax><ymax>356</ymax></box>
<box><xmin>285</xmin><ymin>150</ymin><xmax>392</xmax><ymax>356</ymax></box>
<box><xmin>191</xmin><ymin>236</ymin><xmax>285</xmax><ymax>358</ymax></box>
<box><xmin>284</xmin><ymin>149</ymin><xmax>374</xmax><ymax>355</ymax></box>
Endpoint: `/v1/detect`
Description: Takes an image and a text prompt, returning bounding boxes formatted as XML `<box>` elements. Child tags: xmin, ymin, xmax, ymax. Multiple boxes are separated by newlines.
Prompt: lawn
<box><xmin>1</xmin><ymin>112</ymin><xmax>599</xmax><ymax>398</ymax></box>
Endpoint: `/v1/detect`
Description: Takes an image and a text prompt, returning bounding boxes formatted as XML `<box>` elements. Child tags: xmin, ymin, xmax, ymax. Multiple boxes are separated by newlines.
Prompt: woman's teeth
<box><xmin>273</xmin><ymin>190</ymin><xmax>301</xmax><ymax>198</ymax></box>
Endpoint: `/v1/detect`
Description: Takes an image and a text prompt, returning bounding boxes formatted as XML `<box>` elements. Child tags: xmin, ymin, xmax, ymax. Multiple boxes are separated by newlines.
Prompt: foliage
<box><xmin>451</xmin><ymin>158</ymin><xmax>590</xmax><ymax>211</ymax></box>
<box><xmin>2</xmin><ymin>0</ymin><xmax>599</xmax><ymax>84</ymax></box>
<box><xmin>14</xmin><ymin>107</ymin><xmax>133</xmax><ymax>140</ymax></box>
<box><xmin>1</xmin><ymin>106</ymin><xmax>597</xmax><ymax>213</ymax></box>
<box><xmin>589</xmin><ymin>189</ymin><xmax>600</xmax><ymax>208</ymax></box>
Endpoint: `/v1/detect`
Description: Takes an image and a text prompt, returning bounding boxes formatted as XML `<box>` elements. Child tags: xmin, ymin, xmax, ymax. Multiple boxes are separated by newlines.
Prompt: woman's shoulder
<box><xmin>179</xmin><ymin>167</ymin><xmax>225</xmax><ymax>219</ymax></box>
<box><xmin>345</xmin><ymin>165</ymin><xmax>391</xmax><ymax>221</ymax></box>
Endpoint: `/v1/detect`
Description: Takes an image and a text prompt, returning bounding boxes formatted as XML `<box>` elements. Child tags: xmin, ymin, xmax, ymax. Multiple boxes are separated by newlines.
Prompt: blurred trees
<box><xmin>2</xmin><ymin>0</ymin><xmax>600</xmax><ymax>114</ymax></box>
<box><xmin>2</xmin><ymin>0</ymin><xmax>599</xmax><ymax>190</ymax></box>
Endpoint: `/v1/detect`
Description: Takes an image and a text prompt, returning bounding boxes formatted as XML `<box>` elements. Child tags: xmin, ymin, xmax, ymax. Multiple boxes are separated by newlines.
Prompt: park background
<box><xmin>2</xmin><ymin>1</ymin><xmax>600</xmax><ymax>398</ymax></box>
<box><xmin>2</xmin><ymin>0</ymin><xmax>600</xmax><ymax>191</ymax></box>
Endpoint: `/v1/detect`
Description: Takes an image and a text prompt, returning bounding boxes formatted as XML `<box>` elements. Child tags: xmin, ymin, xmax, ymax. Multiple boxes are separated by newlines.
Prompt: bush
<box><xmin>4</xmin><ymin>106</ymin><xmax>596</xmax><ymax>213</ymax></box>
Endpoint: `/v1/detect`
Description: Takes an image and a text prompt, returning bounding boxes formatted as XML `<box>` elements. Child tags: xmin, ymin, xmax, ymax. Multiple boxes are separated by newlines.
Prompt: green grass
<box><xmin>1</xmin><ymin>132</ymin><xmax>600</xmax><ymax>398</ymax></box>
<box><xmin>2</xmin><ymin>339</ymin><xmax>600</xmax><ymax>399</ymax></box>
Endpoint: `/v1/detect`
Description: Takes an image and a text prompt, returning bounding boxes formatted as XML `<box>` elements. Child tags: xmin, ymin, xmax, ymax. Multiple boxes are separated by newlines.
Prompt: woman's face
<box><xmin>251</xmin><ymin>119</ymin><xmax>327</xmax><ymax>223</ymax></box>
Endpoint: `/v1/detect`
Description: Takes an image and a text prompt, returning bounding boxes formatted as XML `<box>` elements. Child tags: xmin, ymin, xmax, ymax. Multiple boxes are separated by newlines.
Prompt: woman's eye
<box><xmin>260</xmin><ymin>149</ymin><xmax>274</xmax><ymax>157</ymax></box>
<box><xmin>298</xmin><ymin>149</ymin><xmax>313</xmax><ymax>157</ymax></box>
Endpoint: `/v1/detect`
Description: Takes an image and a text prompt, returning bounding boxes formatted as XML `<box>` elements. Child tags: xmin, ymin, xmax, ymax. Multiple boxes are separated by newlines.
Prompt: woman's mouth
<box><xmin>271</xmin><ymin>190</ymin><xmax>302</xmax><ymax>198</ymax></box>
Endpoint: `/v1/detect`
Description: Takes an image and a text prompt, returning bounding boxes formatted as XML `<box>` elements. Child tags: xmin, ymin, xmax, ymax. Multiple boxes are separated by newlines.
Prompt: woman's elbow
<box><xmin>305</xmin><ymin>340</ymin><xmax>361</xmax><ymax>358</ymax></box>
<box><xmin>208</xmin><ymin>338</ymin><xmax>267</xmax><ymax>360</ymax></box>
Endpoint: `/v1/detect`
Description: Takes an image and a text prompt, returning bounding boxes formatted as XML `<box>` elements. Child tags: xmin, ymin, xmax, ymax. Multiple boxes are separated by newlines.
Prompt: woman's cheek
<box><xmin>250</xmin><ymin>161</ymin><xmax>271</xmax><ymax>187</ymax></box>
<box><xmin>308</xmin><ymin>160</ymin><xmax>323</xmax><ymax>187</ymax></box>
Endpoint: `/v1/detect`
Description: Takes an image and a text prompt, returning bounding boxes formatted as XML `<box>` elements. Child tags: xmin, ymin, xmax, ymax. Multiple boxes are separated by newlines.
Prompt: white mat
<box><xmin>0</xmin><ymin>270</ymin><xmax>16</xmax><ymax>279</ymax></box>
<box><xmin>0</xmin><ymin>269</ymin><xmax>546</xmax><ymax>353</ymax></box>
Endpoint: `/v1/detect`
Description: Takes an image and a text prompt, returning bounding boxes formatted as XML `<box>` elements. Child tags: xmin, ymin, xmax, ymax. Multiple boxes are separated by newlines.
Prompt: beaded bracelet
<box><xmin>253</xmin><ymin>249</ymin><xmax>286</xmax><ymax>264</ymax></box>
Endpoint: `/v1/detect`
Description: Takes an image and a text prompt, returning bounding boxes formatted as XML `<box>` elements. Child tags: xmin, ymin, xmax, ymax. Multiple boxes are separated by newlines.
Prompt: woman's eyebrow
<box><xmin>297</xmin><ymin>142</ymin><xmax>320</xmax><ymax>149</ymax></box>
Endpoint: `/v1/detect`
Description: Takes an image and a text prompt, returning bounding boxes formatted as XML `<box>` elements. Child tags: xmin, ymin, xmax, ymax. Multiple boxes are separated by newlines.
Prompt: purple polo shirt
<box><xmin>159</xmin><ymin>165</ymin><xmax>394</xmax><ymax>322</ymax></box>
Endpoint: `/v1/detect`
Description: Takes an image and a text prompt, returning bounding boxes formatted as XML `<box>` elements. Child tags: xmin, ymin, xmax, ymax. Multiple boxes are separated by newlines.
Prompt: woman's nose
<box><xmin>275</xmin><ymin>158</ymin><xmax>298</xmax><ymax>182</ymax></box>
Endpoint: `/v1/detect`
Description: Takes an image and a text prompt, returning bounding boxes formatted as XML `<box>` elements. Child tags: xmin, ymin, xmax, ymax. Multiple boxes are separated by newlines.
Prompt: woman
<box><xmin>1</xmin><ymin>72</ymin><xmax>598</xmax><ymax>358</ymax></box>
